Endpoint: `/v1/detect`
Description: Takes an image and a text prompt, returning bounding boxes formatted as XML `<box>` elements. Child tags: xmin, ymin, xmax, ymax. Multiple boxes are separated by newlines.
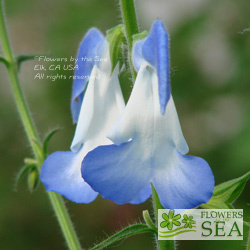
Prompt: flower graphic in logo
<box><xmin>182</xmin><ymin>214</ymin><xmax>196</xmax><ymax>229</ymax></box>
<box><xmin>160</xmin><ymin>209</ymin><xmax>181</xmax><ymax>230</ymax></box>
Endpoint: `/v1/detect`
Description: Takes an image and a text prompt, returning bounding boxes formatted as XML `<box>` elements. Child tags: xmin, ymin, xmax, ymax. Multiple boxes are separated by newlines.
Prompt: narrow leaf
<box><xmin>201</xmin><ymin>171</ymin><xmax>250</xmax><ymax>209</ymax></box>
<box><xmin>15</xmin><ymin>164</ymin><xmax>36</xmax><ymax>188</ymax></box>
<box><xmin>213</xmin><ymin>171</ymin><xmax>250</xmax><ymax>203</ymax></box>
<box><xmin>91</xmin><ymin>224</ymin><xmax>155</xmax><ymax>250</ymax></box>
<box><xmin>16</xmin><ymin>55</ymin><xmax>40</xmax><ymax>70</ymax></box>
<box><xmin>106</xmin><ymin>24</ymin><xmax>126</xmax><ymax>72</ymax></box>
<box><xmin>0</xmin><ymin>57</ymin><xmax>9</xmax><ymax>67</ymax></box>
<box><xmin>28</xmin><ymin>167</ymin><xmax>39</xmax><ymax>192</ymax></box>
<box><xmin>43</xmin><ymin>128</ymin><xmax>61</xmax><ymax>155</ymax></box>
<box><xmin>143</xmin><ymin>210</ymin><xmax>157</xmax><ymax>232</ymax></box>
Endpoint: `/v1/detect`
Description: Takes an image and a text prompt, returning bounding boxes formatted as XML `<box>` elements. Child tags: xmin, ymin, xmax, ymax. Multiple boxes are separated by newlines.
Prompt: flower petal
<box><xmin>82</xmin><ymin>141</ymin><xmax>151</xmax><ymax>204</ymax></box>
<box><xmin>107</xmin><ymin>64</ymin><xmax>155</xmax><ymax>145</ymax></box>
<box><xmin>71</xmin><ymin>49</ymin><xmax>125</xmax><ymax>153</ymax></box>
<box><xmin>133</xmin><ymin>38</ymin><xmax>146</xmax><ymax>72</ymax></box>
<box><xmin>71</xmin><ymin>28</ymin><xmax>105</xmax><ymax>123</ymax></box>
<box><xmin>40</xmin><ymin>149</ymin><xmax>98</xmax><ymax>203</ymax></box>
<box><xmin>153</xmin><ymin>150</ymin><xmax>214</xmax><ymax>209</ymax></box>
<box><xmin>133</xmin><ymin>20</ymin><xmax>170</xmax><ymax>114</ymax></box>
<box><xmin>128</xmin><ymin>185</ymin><xmax>152</xmax><ymax>204</ymax></box>
<box><xmin>108</xmin><ymin>63</ymin><xmax>188</xmax><ymax>154</ymax></box>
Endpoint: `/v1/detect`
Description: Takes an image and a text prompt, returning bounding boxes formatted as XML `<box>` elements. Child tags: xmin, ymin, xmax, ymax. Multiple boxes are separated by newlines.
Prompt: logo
<box><xmin>158</xmin><ymin>209</ymin><xmax>243</xmax><ymax>240</ymax></box>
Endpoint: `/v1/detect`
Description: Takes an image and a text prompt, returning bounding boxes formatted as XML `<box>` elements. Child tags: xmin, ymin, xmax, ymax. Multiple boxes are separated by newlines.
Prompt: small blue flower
<box><xmin>82</xmin><ymin>20</ymin><xmax>215</xmax><ymax>208</ymax></box>
<box><xmin>41</xmin><ymin>30</ymin><xmax>125</xmax><ymax>203</ymax></box>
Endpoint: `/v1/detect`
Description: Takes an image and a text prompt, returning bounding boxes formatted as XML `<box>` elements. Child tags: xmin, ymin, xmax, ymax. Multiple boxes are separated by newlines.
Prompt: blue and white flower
<box><xmin>41</xmin><ymin>29</ymin><xmax>125</xmax><ymax>203</ymax></box>
<box><xmin>82</xmin><ymin>20</ymin><xmax>215</xmax><ymax>209</ymax></box>
<box><xmin>41</xmin><ymin>28</ymin><xmax>151</xmax><ymax>204</ymax></box>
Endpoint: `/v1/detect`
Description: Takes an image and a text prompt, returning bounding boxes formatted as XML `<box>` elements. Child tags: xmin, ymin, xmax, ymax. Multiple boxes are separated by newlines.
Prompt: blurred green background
<box><xmin>0</xmin><ymin>0</ymin><xmax>249</xmax><ymax>249</ymax></box>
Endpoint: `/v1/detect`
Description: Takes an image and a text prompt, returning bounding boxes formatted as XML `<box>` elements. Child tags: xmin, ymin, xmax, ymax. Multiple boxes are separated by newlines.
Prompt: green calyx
<box><xmin>106</xmin><ymin>24</ymin><xmax>126</xmax><ymax>73</ymax></box>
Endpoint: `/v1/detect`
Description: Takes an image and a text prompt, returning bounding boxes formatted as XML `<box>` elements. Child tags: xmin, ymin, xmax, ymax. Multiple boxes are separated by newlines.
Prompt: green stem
<box><xmin>151</xmin><ymin>184</ymin><xmax>175</xmax><ymax>250</ymax></box>
<box><xmin>48</xmin><ymin>192</ymin><xmax>81</xmax><ymax>250</ymax></box>
<box><xmin>120</xmin><ymin>0</ymin><xmax>139</xmax><ymax>81</ymax></box>
<box><xmin>0</xmin><ymin>0</ymin><xmax>43</xmax><ymax>163</ymax></box>
<box><xmin>0</xmin><ymin>1</ymin><xmax>81</xmax><ymax>249</ymax></box>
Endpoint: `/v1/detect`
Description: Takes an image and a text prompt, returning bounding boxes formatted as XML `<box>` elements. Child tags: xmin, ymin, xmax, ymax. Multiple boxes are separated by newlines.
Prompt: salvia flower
<box><xmin>82</xmin><ymin>20</ymin><xmax>214</xmax><ymax>208</ymax></box>
<box><xmin>40</xmin><ymin>29</ymin><xmax>125</xmax><ymax>203</ymax></box>
<box><xmin>41</xmin><ymin>28</ymin><xmax>151</xmax><ymax>204</ymax></box>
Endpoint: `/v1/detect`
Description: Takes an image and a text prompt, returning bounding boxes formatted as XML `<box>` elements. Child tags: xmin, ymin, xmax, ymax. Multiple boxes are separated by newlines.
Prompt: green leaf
<box><xmin>91</xmin><ymin>224</ymin><xmax>155</xmax><ymax>250</ymax></box>
<box><xmin>28</xmin><ymin>167</ymin><xmax>39</xmax><ymax>192</ymax></box>
<box><xmin>132</xmin><ymin>30</ymin><xmax>149</xmax><ymax>47</ymax></box>
<box><xmin>201</xmin><ymin>171</ymin><xmax>250</xmax><ymax>209</ymax></box>
<box><xmin>212</xmin><ymin>171</ymin><xmax>250</xmax><ymax>203</ymax></box>
<box><xmin>15</xmin><ymin>164</ymin><xmax>36</xmax><ymax>189</ymax></box>
<box><xmin>106</xmin><ymin>24</ymin><xmax>126</xmax><ymax>73</ymax></box>
<box><xmin>0</xmin><ymin>57</ymin><xmax>9</xmax><ymax>67</ymax></box>
<box><xmin>43</xmin><ymin>128</ymin><xmax>61</xmax><ymax>155</ymax></box>
<box><xmin>16</xmin><ymin>55</ymin><xmax>40</xmax><ymax>70</ymax></box>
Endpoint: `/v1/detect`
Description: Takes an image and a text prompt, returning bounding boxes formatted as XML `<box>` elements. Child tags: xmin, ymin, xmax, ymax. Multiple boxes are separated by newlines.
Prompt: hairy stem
<box><xmin>0</xmin><ymin>0</ymin><xmax>43</xmax><ymax>162</ymax></box>
<box><xmin>0</xmin><ymin>1</ymin><xmax>81</xmax><ymax>249</ymax></box>
<box><xmin>120</xmin><ymin>0</ymin><xmax>139</xmax><ymax>81</ymax></box>
<box><xmin>48</xmin><ymin>192</ymin><xmax>81</xmax><ymax>250</ymax></box>
<box><xmin>151</xmin><ymin>184</ymin><xmax>175</xmax><ymax>250</ymax></box>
